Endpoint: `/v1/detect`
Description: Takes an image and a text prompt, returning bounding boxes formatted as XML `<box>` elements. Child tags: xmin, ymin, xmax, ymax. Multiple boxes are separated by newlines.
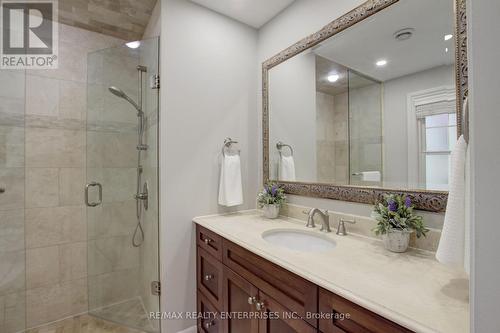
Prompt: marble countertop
<box><xmin>193</xmin><ymin>211</ymin><xmax>469</xmax><ymax>333</ymax></box>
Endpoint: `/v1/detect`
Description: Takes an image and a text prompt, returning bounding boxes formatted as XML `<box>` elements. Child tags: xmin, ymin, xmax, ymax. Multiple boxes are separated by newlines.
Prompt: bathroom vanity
<box><xmin>194</xmin><ymin>212</ymin><xmax>469</xmax><ymax>333</ymax></box>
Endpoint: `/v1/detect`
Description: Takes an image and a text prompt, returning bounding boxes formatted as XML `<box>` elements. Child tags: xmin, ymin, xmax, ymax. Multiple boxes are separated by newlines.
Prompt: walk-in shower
<box><xmin>107</xmin><ymin>66</ymin><xmax>149</xmax><ymax>248</ymax></box>
<box><xmin>86</xmin><ymin>37</ymin><xmax>160</xmax><ymax>332</ymax></box>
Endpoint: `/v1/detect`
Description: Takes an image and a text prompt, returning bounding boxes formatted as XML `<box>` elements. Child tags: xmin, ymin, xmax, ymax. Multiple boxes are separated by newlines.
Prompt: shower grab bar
<box><xmin>85</xmin><ymin>182</ymin><xmax>102</xmax><ymax>207</ymax></box>
<box><xmin>276</xmin><ymin>141</ymin><xmax>294</xmax><ymax>156</ymax></box>
<box><xmin>222</xmin><ymin>137</ymin><xmax>240</xmax><ymax>156</ymax></box>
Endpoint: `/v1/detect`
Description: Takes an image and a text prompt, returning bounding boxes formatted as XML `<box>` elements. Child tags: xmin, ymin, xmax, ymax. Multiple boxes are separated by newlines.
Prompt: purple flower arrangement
<box><xmin>371</xmin><ymin>194</ymin><xmax>429</xmax><ymax>238</ymax></box>
<box><xmin>257</xmin><ymin>182</ymin><xmax>286</xmax><ymax>208</ymax></box>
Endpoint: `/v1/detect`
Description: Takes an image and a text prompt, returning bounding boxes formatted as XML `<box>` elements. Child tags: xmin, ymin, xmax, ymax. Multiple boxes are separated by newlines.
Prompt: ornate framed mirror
<box><xmin>262</xmin><ymin>0</ymin><xmax>468</xmax><ymax>212</ymax></box>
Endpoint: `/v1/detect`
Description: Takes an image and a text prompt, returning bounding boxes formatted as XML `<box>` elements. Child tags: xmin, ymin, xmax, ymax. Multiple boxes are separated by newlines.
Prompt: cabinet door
<box><xmin>197</xmin><ymin>291</ymin><xmax>223</xmax><ymax>333</ymax></box>
<box><xmin>319</xmin><ymin>288</ymin><xmax>414</xmax><ymax>333</ymax></box>
<box><xmin>222</xmin><ymin>266</ymin><xmax>259</xmax><ymax>333</ymax></box>
<box><xmin>197</xmin><ymin>246</ymin><xmax>223</xmax><ymax>309</ymax></box>
<box><xmin>258</xmin><ymin>291</ymin><xmax>316</xmax><ymax>333</ymax></box>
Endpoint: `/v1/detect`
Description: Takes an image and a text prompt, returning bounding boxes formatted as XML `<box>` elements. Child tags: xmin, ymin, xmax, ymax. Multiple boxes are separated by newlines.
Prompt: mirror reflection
<box><xmin>268</xmin><ymin>0</ymin><xmax>456</xmax><ymax>191</ymax></box>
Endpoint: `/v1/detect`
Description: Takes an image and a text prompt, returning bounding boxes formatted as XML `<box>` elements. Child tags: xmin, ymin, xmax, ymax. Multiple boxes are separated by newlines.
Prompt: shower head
<box><xmin>108</xmin><ymin>86</ymin><xmax>142</xmax><ymax>113</ymax></box>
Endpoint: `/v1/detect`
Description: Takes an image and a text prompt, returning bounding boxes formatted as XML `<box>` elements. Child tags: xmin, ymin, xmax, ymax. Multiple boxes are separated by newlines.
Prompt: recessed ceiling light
<box><xmin>126</xmin><ymin>41</ymin><xmax>141</xmax><ymax>49</ymax></box>
<box><xmin>376</xmin><ymin>59</ymin><xmax>387</xmax><ymax>67</ymax></box>
<box><xmin>327</xmin><ymin>74</ymin><xmax>340</xmax><ymax>83</ymax></box>
<box><xmin>444</xmin><ymin>34</ymin><xmax>453</xmax><ymax>41</ymax></box>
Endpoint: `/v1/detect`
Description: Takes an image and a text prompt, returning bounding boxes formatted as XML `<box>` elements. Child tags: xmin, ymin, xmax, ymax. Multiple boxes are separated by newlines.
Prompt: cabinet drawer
<box><xmin>197</xmin><ymin>246</ymin><xmax>223</xmax><ymax>310</ymax></box>
<box><xmin>319</xmin><ymin>288</ymin><xmax>414</xmax><ymax>333</ymax></box>
<box><xmin>197</xmin><ymin>225</ymin><xmax>223</xmax><ymax>260</ymax></box>
<box><xmin>197</xmin><ymin>291</ymin><xmax>223</xmax><ymax>333</ymax></box>
<box><xmin>223</xmin><ymin>239</ymin><xmax>318</xmax><ymax>328</ymax></box>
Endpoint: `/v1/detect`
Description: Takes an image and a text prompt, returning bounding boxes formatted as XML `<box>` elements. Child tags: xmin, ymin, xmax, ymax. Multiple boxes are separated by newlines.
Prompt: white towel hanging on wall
<box><xmin>436</xmin><ymin>135</ymin><xmax>468</xmax><ymax>270</ymax></box>
<box><xmin>279</xmin><ymin>155</ymin><xmax>296</xmax><ymax>181</ymax></box>
<box><xmin>218</xmin><ymin>153</ymin><xmax>243</xmax><ymax>207</ymax></box>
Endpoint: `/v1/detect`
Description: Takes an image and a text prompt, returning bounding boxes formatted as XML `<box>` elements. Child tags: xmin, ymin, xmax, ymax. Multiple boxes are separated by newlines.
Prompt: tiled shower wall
<box><xmin>315</xmin><ymin>91</ymin><xmax>349</xmax><ymax>185</ymax></box>
<box><xmin>0</xmin><ymin>23</ymin><xmax>123</xmax><ymax>331</ymax></box>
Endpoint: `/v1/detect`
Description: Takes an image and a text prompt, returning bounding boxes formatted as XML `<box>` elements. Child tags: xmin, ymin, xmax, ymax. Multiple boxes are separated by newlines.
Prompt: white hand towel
<box><xmin>361</xmin><ymin>171</ymin><xmax>381</xmax><ymax>182</ymax></box>
<box><xmin>279</xmin><ymin>155</ymin><xmax>296</xmax><ymax>181</ymax></box>
<box><xmin>436</xmin><ymin>135</ymin><xmax>467</xmax><ymax>268</ymax></box>
<box><xmin>218</xmin><ymin>154</ymin><xmax>243</xmax><ymax>207</ymax></box>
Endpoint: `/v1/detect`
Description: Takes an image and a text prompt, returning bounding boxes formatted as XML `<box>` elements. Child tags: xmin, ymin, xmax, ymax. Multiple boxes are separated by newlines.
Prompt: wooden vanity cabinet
<box><xmin>196</xmin><ymin>225</ymin><xmax>414</xmax><ymax>333</ymax></box>
<box><xmin>318</xmin><ymin>289</ymin><xmax>414</xmax><ymax>333</ymax></box>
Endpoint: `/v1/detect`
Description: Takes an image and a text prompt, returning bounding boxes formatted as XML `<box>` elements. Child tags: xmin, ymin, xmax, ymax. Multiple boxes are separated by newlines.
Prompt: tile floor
<box><xmin>26</xmin><ymin>314</ymin><xmax>147</xmax><ymax>333</ymax></box>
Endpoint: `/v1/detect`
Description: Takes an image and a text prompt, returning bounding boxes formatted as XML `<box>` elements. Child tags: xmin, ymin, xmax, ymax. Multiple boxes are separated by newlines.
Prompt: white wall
<box><xmin>257</xmin><ymin>0</ymin><xmax>445</xmax><ymax>228</ymax></box>
<box><xmin>383</xmin><ymin>65</ymin><xmax>455</xmax><ymax>188</ymax></box>
<box><xmin>467</xmin><ymin>0</ymin><xmax>500</xmax><ymax>331</ymax></box>
<box><xmin>160</xmin><ymin>0</ymin><xmax>258</xmax><ymax>332</ymax></box>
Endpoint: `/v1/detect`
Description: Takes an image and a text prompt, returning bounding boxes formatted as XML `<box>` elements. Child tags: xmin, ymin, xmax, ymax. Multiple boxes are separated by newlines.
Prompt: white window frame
<box><xmin>407</xmin><ymin>86</ymin><xmax>456</xmax><ymax>189</ymax></box>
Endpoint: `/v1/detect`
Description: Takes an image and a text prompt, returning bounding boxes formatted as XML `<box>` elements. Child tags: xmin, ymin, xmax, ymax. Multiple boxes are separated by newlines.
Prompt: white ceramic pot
<box><xmin>381</xmin><ymin>229</ymin><xmax>412</xmax><ymax>253</ymax></box>
<box><xmin>262</xmin><ymin>204</ymin><xmax>280</xmax><ymax>219</ymax></box>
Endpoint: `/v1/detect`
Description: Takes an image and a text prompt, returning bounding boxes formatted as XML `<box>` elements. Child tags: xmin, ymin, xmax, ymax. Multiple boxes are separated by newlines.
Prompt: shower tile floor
<box><xmin>27</xmin><ymin>298</ymin><xmax>156</xmax><ymax>333</ymax></box>
<box><xmin>26</xmin><ymin>314</ymin><xmax>146</xmax><ymax>333</ymax></box>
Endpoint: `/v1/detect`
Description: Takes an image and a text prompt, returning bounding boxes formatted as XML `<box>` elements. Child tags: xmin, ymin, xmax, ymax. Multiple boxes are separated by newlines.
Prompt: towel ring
<box><xmin>222</xmin><ymin>137</ymin><xmax>240</xmax><ymax>156</ymax></box>
<box><xmin>276</xmin><ymin>141</ymin><xmax>293</xmax><ymax>156</ymax></box>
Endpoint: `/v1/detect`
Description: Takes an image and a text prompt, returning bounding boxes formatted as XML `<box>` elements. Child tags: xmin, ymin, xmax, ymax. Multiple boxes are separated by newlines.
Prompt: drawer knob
<box><xmin>256</xmin><ymin>301</ymin><xmax>266</xmax><ymax>311</ymax></box>
<box><xmin>203</xmin><ymin>237</ymin><xmax>212</xmax><ymax>245</ymax></box>
<box><xmin>204</xmin><ymin>320</ymin><xmax>215</xmax><ymax>329</ymax></box>
<box><xmin>204</xmin><ymin>274</ymin><xmax>214</xmax><ymax>281</ymax></box>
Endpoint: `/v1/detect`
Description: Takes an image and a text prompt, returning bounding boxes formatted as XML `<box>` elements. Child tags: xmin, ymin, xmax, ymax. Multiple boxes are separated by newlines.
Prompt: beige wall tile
<box><xmin>26</xmin><ymin>76</ymin><xmax>59</xmax><ymax>118</ymax></box>
<box><xmin>86</xmin><ymin>167</ymin><xmax>136</xmax><ymax>203</ymax></box>
<box><xmin>2</xmin><ymin>291</ymin><xmax>26</xmax><ymax>333</ymax></box>
<box><xmin>26</xmin><ymin>206</ymin><xmax>86</xmax><ymax>248</ymax></box>
<box><xmin>0</xmin><ymin>167</ymin><xmax>24</xmax><ymax>211</ymax></box>
<box><xmin>25</xmin><ymin>168</ymin><xmax>59</xmax><ymax>208</ymax></box>
<box><xmin>59</xmin><ymin>242</ymin><xmax>87</xmax><ymax>282</ymax></box>
<box><xmin>59</xmin><ymin>168</ymin><xmax>84</xmax><ymax>206</ymax></box>
<box><xmin>87</xmin><ymin>201</ymin><xmax>136</xmax><ymax>240</ymax></box>
<box><xmin>26</xmin><ymin>278</ymin><xmax>87</xmax><ymax>328</ymax></box>
<box><xmin>87</xmin><ymin>131</ymin><xmax>137</xmax><ymax>168</ymax></box>
<box><xmin>0</xmin><ymin>209</ymin><xmax>24</xmax><ymax>252</ymax></box>
<box><xmin>26</xmin><ymin>246</ymin><xmax>60</xmax><ymax>289</ymax></box>
<box><xmin>59</xmin><ymin>81</ymin><xmax>87</xmax><ymax>121</ymax></box>
<box><xmin>88</xmin><ymin>236</ymin><xmax>140</xmax><ymax>276</ymax></box>
<box><xmin>0</xmin><ymin>251</ymin><xmax>25</xmax><ymax>296</ymax></box>
<box><xmin>88</xmin><ymin>269</ymin><xmax>140</xmax><ymax>310</ymax></box>
<box><xmin>0</xmin><ymin>126</ymin><xmax>24</xmax><ymax>168</ymax></box>
<box><xmin>26</xmin><ymin>128</ymin><xmax>84</xmax><ymax>168</ymax></box>
<box><xmin>27</xmin><ymin>41</ymin><xmax>87</xmax><ymax>83</ymax></box>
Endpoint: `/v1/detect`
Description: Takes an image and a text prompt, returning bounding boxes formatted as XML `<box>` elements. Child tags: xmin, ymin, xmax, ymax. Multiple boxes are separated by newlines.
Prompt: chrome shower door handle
<box><xmin>85</xmin><ymin>182</ymin><xmax>102</xmax><ymax>207</ymax></box>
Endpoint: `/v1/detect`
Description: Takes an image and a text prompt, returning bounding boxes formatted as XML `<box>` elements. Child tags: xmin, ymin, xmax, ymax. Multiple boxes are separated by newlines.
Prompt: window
<box><xmin>419</xmin><ymin>112</ymin><xmax>457</xmax><ymax>190</ymax></box>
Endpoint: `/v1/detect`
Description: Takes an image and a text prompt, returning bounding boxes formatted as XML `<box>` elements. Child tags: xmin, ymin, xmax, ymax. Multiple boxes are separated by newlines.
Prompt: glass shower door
<box><xmin>86</xmin><ymin>37</ymin><xmax>160</xmax><ymax>332</ymax></box>
<box><xmin>348</xmin><ymin>71</ymin><xmax>383</xmax><ymax>186</ymax></box>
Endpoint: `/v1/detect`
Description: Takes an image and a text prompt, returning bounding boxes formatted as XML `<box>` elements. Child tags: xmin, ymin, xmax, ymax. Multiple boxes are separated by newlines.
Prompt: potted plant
<box><xmin>371</xmin><ymin>194</ymin><xmax>429</xmax><ymax>252</ymax></box>
<box><xmin>257</xmin><ymin>182</ymin><xmax>286</xmax><ymax>219</ymax></box>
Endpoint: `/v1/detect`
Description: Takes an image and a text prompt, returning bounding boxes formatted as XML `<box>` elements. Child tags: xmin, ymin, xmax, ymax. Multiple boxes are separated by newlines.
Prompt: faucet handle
<box><xmin>336</xmin><ymin>218</ymin><xmax>355</xmax><ymax>236</ymax></box>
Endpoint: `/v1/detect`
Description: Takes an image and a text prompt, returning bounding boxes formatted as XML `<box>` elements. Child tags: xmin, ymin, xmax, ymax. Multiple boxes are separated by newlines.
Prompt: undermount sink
<box><xmin>262</xmin><ymin>229</ymin><xmax>336</xmax><ymax>252</ymax></box>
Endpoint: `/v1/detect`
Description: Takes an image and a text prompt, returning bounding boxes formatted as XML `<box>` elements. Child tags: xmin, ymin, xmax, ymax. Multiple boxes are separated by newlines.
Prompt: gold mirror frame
<box><xmin>262</xmin><ymin>0</ymin><xmax>468</xmax><ymax>212</ymax></box>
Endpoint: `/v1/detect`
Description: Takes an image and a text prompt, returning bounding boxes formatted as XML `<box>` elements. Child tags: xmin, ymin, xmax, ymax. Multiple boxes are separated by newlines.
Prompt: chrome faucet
<box><xmin>336</xmin><ymin>218</ymin><xmax>356</xmax><ymax>236</ymax></box>
<box><xmin>305</xmin><ymin>208</ymin><xmax>331</xmax><ymax>232</ymax></box>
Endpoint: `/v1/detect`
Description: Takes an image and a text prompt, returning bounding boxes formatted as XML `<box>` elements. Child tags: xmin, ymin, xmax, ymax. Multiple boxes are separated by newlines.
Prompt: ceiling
<box><xmin>316</xmin><ymin>56</ymin><xmax>379</xmax><ymax>96</ymax></box>
<box><xmin>189</xmin><ymin>0</ymin><xmax>296</xmax><ymax>28</ymax></box>
<box><xmin>314</xmin><ymin>0</ymin><xmax>455</xmax><ymax>82</ymax></box>
<box><xmin>59</xmin><ymin>0</ymin><xmax>158</xmax><ymax>41</ymax></box>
